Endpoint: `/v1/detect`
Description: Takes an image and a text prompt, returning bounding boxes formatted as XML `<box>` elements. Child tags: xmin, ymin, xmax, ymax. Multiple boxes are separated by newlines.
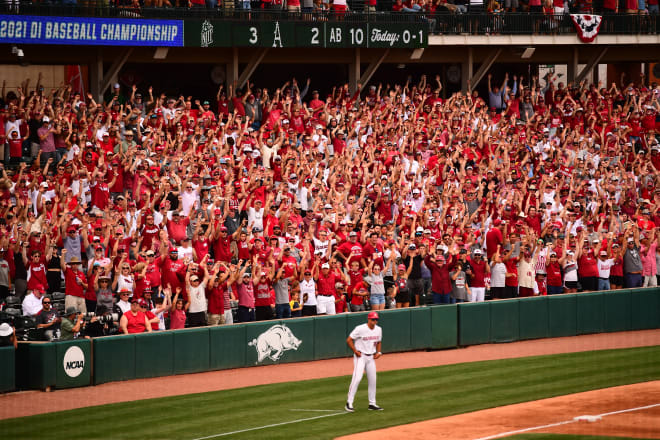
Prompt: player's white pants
<box><xmin>347</xmin><ymin>354</ymin><xmax>377</xmax><ymax>406</ymax></box>
<box><xmin>471</xmin><ymin>287</ymin><xmax>485</xmax><ymax>302</ymax></box>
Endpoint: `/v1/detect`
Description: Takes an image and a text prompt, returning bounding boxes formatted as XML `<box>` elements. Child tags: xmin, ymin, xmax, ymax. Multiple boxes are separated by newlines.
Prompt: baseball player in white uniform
<box><xmin>345</xmin><ymin>311</ymin><xmax>383</xmax><ymax>412</ymax></box>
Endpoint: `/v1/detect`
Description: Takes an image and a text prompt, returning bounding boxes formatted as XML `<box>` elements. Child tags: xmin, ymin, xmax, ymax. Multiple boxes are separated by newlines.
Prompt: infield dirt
<box><xmin>338</xmin><ymin>381</ymin><xmax>660</xmax><ymax>440</ymax></box>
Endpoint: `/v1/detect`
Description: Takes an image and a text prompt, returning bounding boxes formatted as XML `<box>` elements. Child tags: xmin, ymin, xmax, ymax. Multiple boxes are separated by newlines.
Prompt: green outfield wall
<box><xmin>0</xmin><ymin>346</ymin><xmax>15</xmax><ymax>393</ymax></box>
<box><xmin>5</xmin><ymin>288</ymin><xmax>659</xmax><ymax>391</ymax></box>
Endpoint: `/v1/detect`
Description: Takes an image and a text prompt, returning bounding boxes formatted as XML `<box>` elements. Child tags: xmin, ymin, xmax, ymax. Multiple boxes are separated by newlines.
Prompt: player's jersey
<box><xmin>349</xmin><ymin>323</ymin><xmax>382</xmax><ymax>355</ymax></box>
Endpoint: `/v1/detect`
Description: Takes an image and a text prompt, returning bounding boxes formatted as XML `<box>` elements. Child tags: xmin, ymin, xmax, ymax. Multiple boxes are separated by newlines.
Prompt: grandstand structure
<box><xmin>0</xmin><ymin>4</ymin><xmax>658</xmax><ymax>97</ymax></box>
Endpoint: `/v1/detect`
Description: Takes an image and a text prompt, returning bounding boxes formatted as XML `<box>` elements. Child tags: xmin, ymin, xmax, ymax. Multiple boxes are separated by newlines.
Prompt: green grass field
<box><xmin>2</xmin><ymin>346</ymin><xmax>659</xmax><ymax>440</ymax></box>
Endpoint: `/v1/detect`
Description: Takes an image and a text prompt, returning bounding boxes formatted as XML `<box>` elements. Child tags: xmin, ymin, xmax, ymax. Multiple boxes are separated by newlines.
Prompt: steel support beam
<box><xmin>462</xmin><ymin>47</ymin><xmax>473</xmax><ymax>92</ymax></box>
<box><xmin>98</xmin><ymin>48</ymin><xmax>133</xmax><ymax>98</ymax></box>
<box><xmin>89</xmin><ymin>50</ymin><xmax>103</xmax><ymax>102</ymax></box>
<box><xmin>575</xmin><ymin>47</ymin><xmax>608</xmax><ymax>85</ymax></box>
<box><xmin>566</xmin><ymin>46</ymin><xmax>578</xmax><ymax>85</ymax></box>
<box><xmin>227</xmin><ymin>47</ymin><xmax>239</xmax><ymax>88</ymax></box>
<box><xmin>359</xmin><ymin>49</ymin><xmax>389</xmax><ymax>89</ymax></box>
<box><xmin>237</xmin><ymin>48</ymin><xmax>269</xmax><ymax>89</ymax></box>
<box><xmin>468</xmin><ymin>48</ymin><xmax>501</xmax><ymax>92</ymax></box>
<box><xmin>348</xmin><ymin>48</ymin><xmax>360</xmax><ymax>95</ymax></box>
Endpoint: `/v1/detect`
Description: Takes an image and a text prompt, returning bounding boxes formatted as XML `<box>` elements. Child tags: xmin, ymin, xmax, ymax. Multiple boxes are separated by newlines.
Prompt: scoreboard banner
<box><xmin>0</xmin><ymin>14</ymin><xmax>425</xmax><ymax>48</ymax></box>
<box><xmin>0</xmin><ymin>14</ymin><xmax>183</xmax><ymax>46</ymax></box>
<box><xmin>187</xmin><ymin>19</ymin><xmax>427</xmax><ymax>48</ymax></box>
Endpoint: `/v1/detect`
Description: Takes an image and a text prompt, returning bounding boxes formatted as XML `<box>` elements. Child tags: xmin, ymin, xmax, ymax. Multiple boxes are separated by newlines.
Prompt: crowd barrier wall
<box><xmin>0</xmin><ymin>346</ymin><xmax>15</xmax><ymax>393</ymax></box>
<box><xmin>6</xmin><ymin>288</ymin><xmax>659</xmax><ymax>391</ymax></box>
<box><xmin>15</xmin><ymin>339</ymin><xmax>91</xmax><ymax>390</ymax></box>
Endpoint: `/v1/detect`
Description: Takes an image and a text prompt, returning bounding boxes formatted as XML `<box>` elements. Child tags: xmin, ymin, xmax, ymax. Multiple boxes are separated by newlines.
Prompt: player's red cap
<box><xmin>367</xmin><ymin>311</ymin><xmax>379</xmax><ymax>320</ymax></box>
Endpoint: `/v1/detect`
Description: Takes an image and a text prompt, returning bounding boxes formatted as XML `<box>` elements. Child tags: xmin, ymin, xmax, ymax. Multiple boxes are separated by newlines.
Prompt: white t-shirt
<box><xmin>117</xmin><ymin>299</ymin><xmax>131</xmax><ymax>314</ymax></box>
<box><xmin>490</xmin><ymin>262</ymin><xmax>507</xmax><ymax>288</ymax></box>
<box><xmin>153</xmin><ymin>307</ymin><xmax>166</xmax><ymax>331</ymax></box>
<box><xmin>117</xmin><ymin>274</ymin><xmax>135</xmax><ymax>293</ymax></box>
<box><xmin>349</xmin><ymin>323</ymin><xmax>382</xmax><ymax>355</ymax></box>
<box><xmin>300</xmin><ymin>278</ymin><xmax>317</xmax><ymax>306</ymax></box>
<box><xmin>177</xmin><ymin>245</ymin><xmax>194</xmax><ymax>261</ymax></box>
<box><xmin>22</xmin><ymin>293</ymin><xmax>43</xmax><ymax>316</ymax></box>
<box><xmin>248</xmin><ymin>206</ymin><xmax>265</xmax><ymax>230</ymax></box>
<box><xmin>188</xmin><ymin>281</ymin><xmax>208</xmax><ymax>313</ymax></box>
<box><xmin>66</xmin><ymin>143</ymin><xmax>81</xmax><ymax>161</ymax></box>
<box><xmin>597</xmin><ymin>258</ymin><xmax>614</xmax><ymax>278</ymax></box>
<box><xmin>181</xmin><ymin>190</ymin><xmax>198</xmax><ymax>216</ymax></box>
<box><xmin>312</xmin><ymin>237</ymin><xmax>335</xmax><ymax>258</ymax></box>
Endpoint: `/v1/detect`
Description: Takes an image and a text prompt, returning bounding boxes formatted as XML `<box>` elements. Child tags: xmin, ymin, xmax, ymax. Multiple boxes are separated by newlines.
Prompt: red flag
<box><xmin>66</xmin><ymin>65</ymin><xmax>85</xmax><ymax>95</ymax></box>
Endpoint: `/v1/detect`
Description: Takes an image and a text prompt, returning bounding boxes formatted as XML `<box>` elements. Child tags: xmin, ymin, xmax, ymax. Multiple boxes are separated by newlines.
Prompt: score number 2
<box><xmin>310</xmin><ymin>27</ymin><xmax>320</xmax><ymax>45</ymax></box>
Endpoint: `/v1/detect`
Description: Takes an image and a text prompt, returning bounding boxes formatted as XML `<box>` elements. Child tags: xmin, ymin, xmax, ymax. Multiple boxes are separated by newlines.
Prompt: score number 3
<box><xmin>249</xmin><ymin>26</ymin><xmax>258</xmax><ymax>44</ymax></box>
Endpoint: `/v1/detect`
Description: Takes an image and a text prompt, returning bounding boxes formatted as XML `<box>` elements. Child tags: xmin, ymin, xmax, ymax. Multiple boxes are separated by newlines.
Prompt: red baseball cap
<box><xmin>367</xmin><ymin>311</ymin><xmax>379</xmax><ymax>320</ymax></box>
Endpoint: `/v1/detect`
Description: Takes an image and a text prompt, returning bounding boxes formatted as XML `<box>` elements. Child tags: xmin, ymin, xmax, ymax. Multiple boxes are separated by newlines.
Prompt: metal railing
<box><xmin>427</xmin><ymin>11</ymin><xmax>658</xmax><ymax>35</ymax></box>
<box><xmin>1</xmin><ymin>2</ymin><xmax>428</xmax><ymax>22</ymax></box>
<box><xmin>1</xmin><ymin>3</ymin><xmax>658</xmax><ymax>35</ymax></box>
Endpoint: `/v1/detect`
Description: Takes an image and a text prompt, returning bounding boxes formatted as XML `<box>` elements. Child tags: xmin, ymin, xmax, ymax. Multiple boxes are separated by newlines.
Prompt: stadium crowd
<box><xmin>0</xmin><ymin>70</ymin><xmax>659</xmax><ymax>339</ymax></box>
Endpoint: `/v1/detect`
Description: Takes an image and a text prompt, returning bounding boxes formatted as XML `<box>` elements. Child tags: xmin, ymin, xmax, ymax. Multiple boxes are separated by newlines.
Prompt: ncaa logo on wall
<box><xmin>248</xmin><ymin>324</ymin><xmax>301</xmax><ymax>363</ymax></box>
<box><xmin>201</xmin><ymin>20</ymin><xmax>214</xmax><ymax>48</ymax></box>
<box><xmin>63</xmin><ymin>346</ymin><xmax>85</xmax><ymax>378</ymax></box>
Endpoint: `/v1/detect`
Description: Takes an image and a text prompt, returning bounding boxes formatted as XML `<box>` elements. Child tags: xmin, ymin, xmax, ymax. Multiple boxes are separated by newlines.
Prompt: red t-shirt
<box><xmin>167</xmin><ymin>218</ymin><xmax>190</xmax><ymax>244</ymax></box>
<box><xmin>64</xmin><ymin>267</ymin><xmax>86</xmax><ymax>298</ymax></box>
<box><xmin>192</xmin><ymin>238</ymin><xmax>211</xmax><ymax>261</ymax></box>
<box><xmin>546</xmin><ymin>262</ymin><xmax>563</xmax><ymax>286</ymax></box>
<box><xmin>505</xmin><ymin>259</ymin><xmax>518</xmax><ymax>287</ymax></box>
<box><xmin>337</xmin><ymin>241</ymin><xmax>363</xmax><ymax>265</ymax></box>
<box><xmin>124</xmin><ymin>310</ymin><xmax>148</xmax><ymax>334</ymax></box>
<box><xmin>317</xmin><ymin>271</ymin><xmax>339</xmax><ymax>296</ymax></box>
<box><xmin>468</xmin><ymin>258</ymin><xmax>487</xmax><ymax>288</ymax></box>
<box><xmin>486</xmin><ymin>228</ymin><xmax>503</xmax><ymax>259</ymax></box>
<box><xmin>578</xmin><ymin>252</ymin><xmax>599</xmax><ymax>277</ymax></box>
<box><xmin>27</xmin><ymin>261</ymin><xmax>48</xmax><ymax>291</ymax></box>
<box><xmin>90</xmin><ymin>181</ymin><xmax>111</xmax><ymax>210</ymax></box>
<box><xmin>254</xmin><ymin>279</ymin><xmax>274</xmax><ymax>307</ymax></box>
<box><xmin>206</xmin><ymin>285</ymin><xmax>225</xmax><ymax>315</ymax></box>
<box><xmin>170</xmin><ymin>308</ymin><xmax>186</xmax><ymax>329</ymax></box>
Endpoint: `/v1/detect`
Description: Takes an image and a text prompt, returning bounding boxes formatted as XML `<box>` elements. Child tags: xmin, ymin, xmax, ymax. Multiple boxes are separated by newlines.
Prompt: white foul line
<box><xmin>191</xmin><ymin>411</ymin><xmax>347</xmax><ymax>440</ymax></box>
<box><xmin>289</xmin><ymin>409</ymin><xmax>343</xmax><ymax>412</ymax></box>
<box><xmin>473</xmin><ymin>402</ymin><xmax>660</xmax><ymax>440</ymax></box>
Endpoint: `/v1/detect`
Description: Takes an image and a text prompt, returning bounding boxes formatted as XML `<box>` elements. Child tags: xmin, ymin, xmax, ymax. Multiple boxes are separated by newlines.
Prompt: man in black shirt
<box><xmin>35</xmin><ymin>296</ymin><xmax>61</xmax><ymax>341</ymax></box>
<box><xmin>402</xmin><ymin>243</ymin><xmax>424</xmax><ymax>306</ymax></box>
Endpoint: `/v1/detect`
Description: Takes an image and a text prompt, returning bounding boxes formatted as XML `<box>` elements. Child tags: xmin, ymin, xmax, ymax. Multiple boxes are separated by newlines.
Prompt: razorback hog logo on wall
<box><xmin>249</xmin><ymin>324</ymin><xmax>301</xmax><ymax>363</ymax></box>
<box><xmin>63</xmin><ymin>346</ymin><xmax>85</xmax><ymax>378</ymax></box>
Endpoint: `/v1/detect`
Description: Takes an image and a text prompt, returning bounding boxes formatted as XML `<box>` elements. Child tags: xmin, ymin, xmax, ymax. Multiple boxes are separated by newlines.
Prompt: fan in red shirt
<box><xmin>166</xmin><ymin>212</ymin><xmax>190</xmax><ymax>244</ymax></box>
<box><xmin>120</xmin><ymin>299</ymin><xmax>152</xmax><ymax>334</ymax></box>
<box><xmin>89</xmin><ymin>171</ymin><xmax>117</xmax><ymax>211</ymax></box>
<box><xmin>334</xmin><ymin>232</ymin><xmax>364</xmax><ymax>267</ymax></box>
<box><xmin>486</xmin><ymin>219</ymin><xmax>504</xmax><ymax>259</ymax></box>
<box><xmin>160</xmin><ymin>247</ymin><xmax>188</xmax><ymax>299</ymax></box>
<box><xmin>139</xmin><ymin>214</ymin><xmax>161</xmax><ymax>252</ymax></box>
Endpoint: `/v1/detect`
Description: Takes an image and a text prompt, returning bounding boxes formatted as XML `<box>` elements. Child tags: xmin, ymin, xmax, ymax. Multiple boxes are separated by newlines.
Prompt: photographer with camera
<box><xmin>60</xmin><ymin>307</ymin><xmax>84</xmax><ymax>341</ymax></box>
<box><xmin>83</xmin><ymin>305</ymin><xmax>119</xmax><ymax>338</ymax></box>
